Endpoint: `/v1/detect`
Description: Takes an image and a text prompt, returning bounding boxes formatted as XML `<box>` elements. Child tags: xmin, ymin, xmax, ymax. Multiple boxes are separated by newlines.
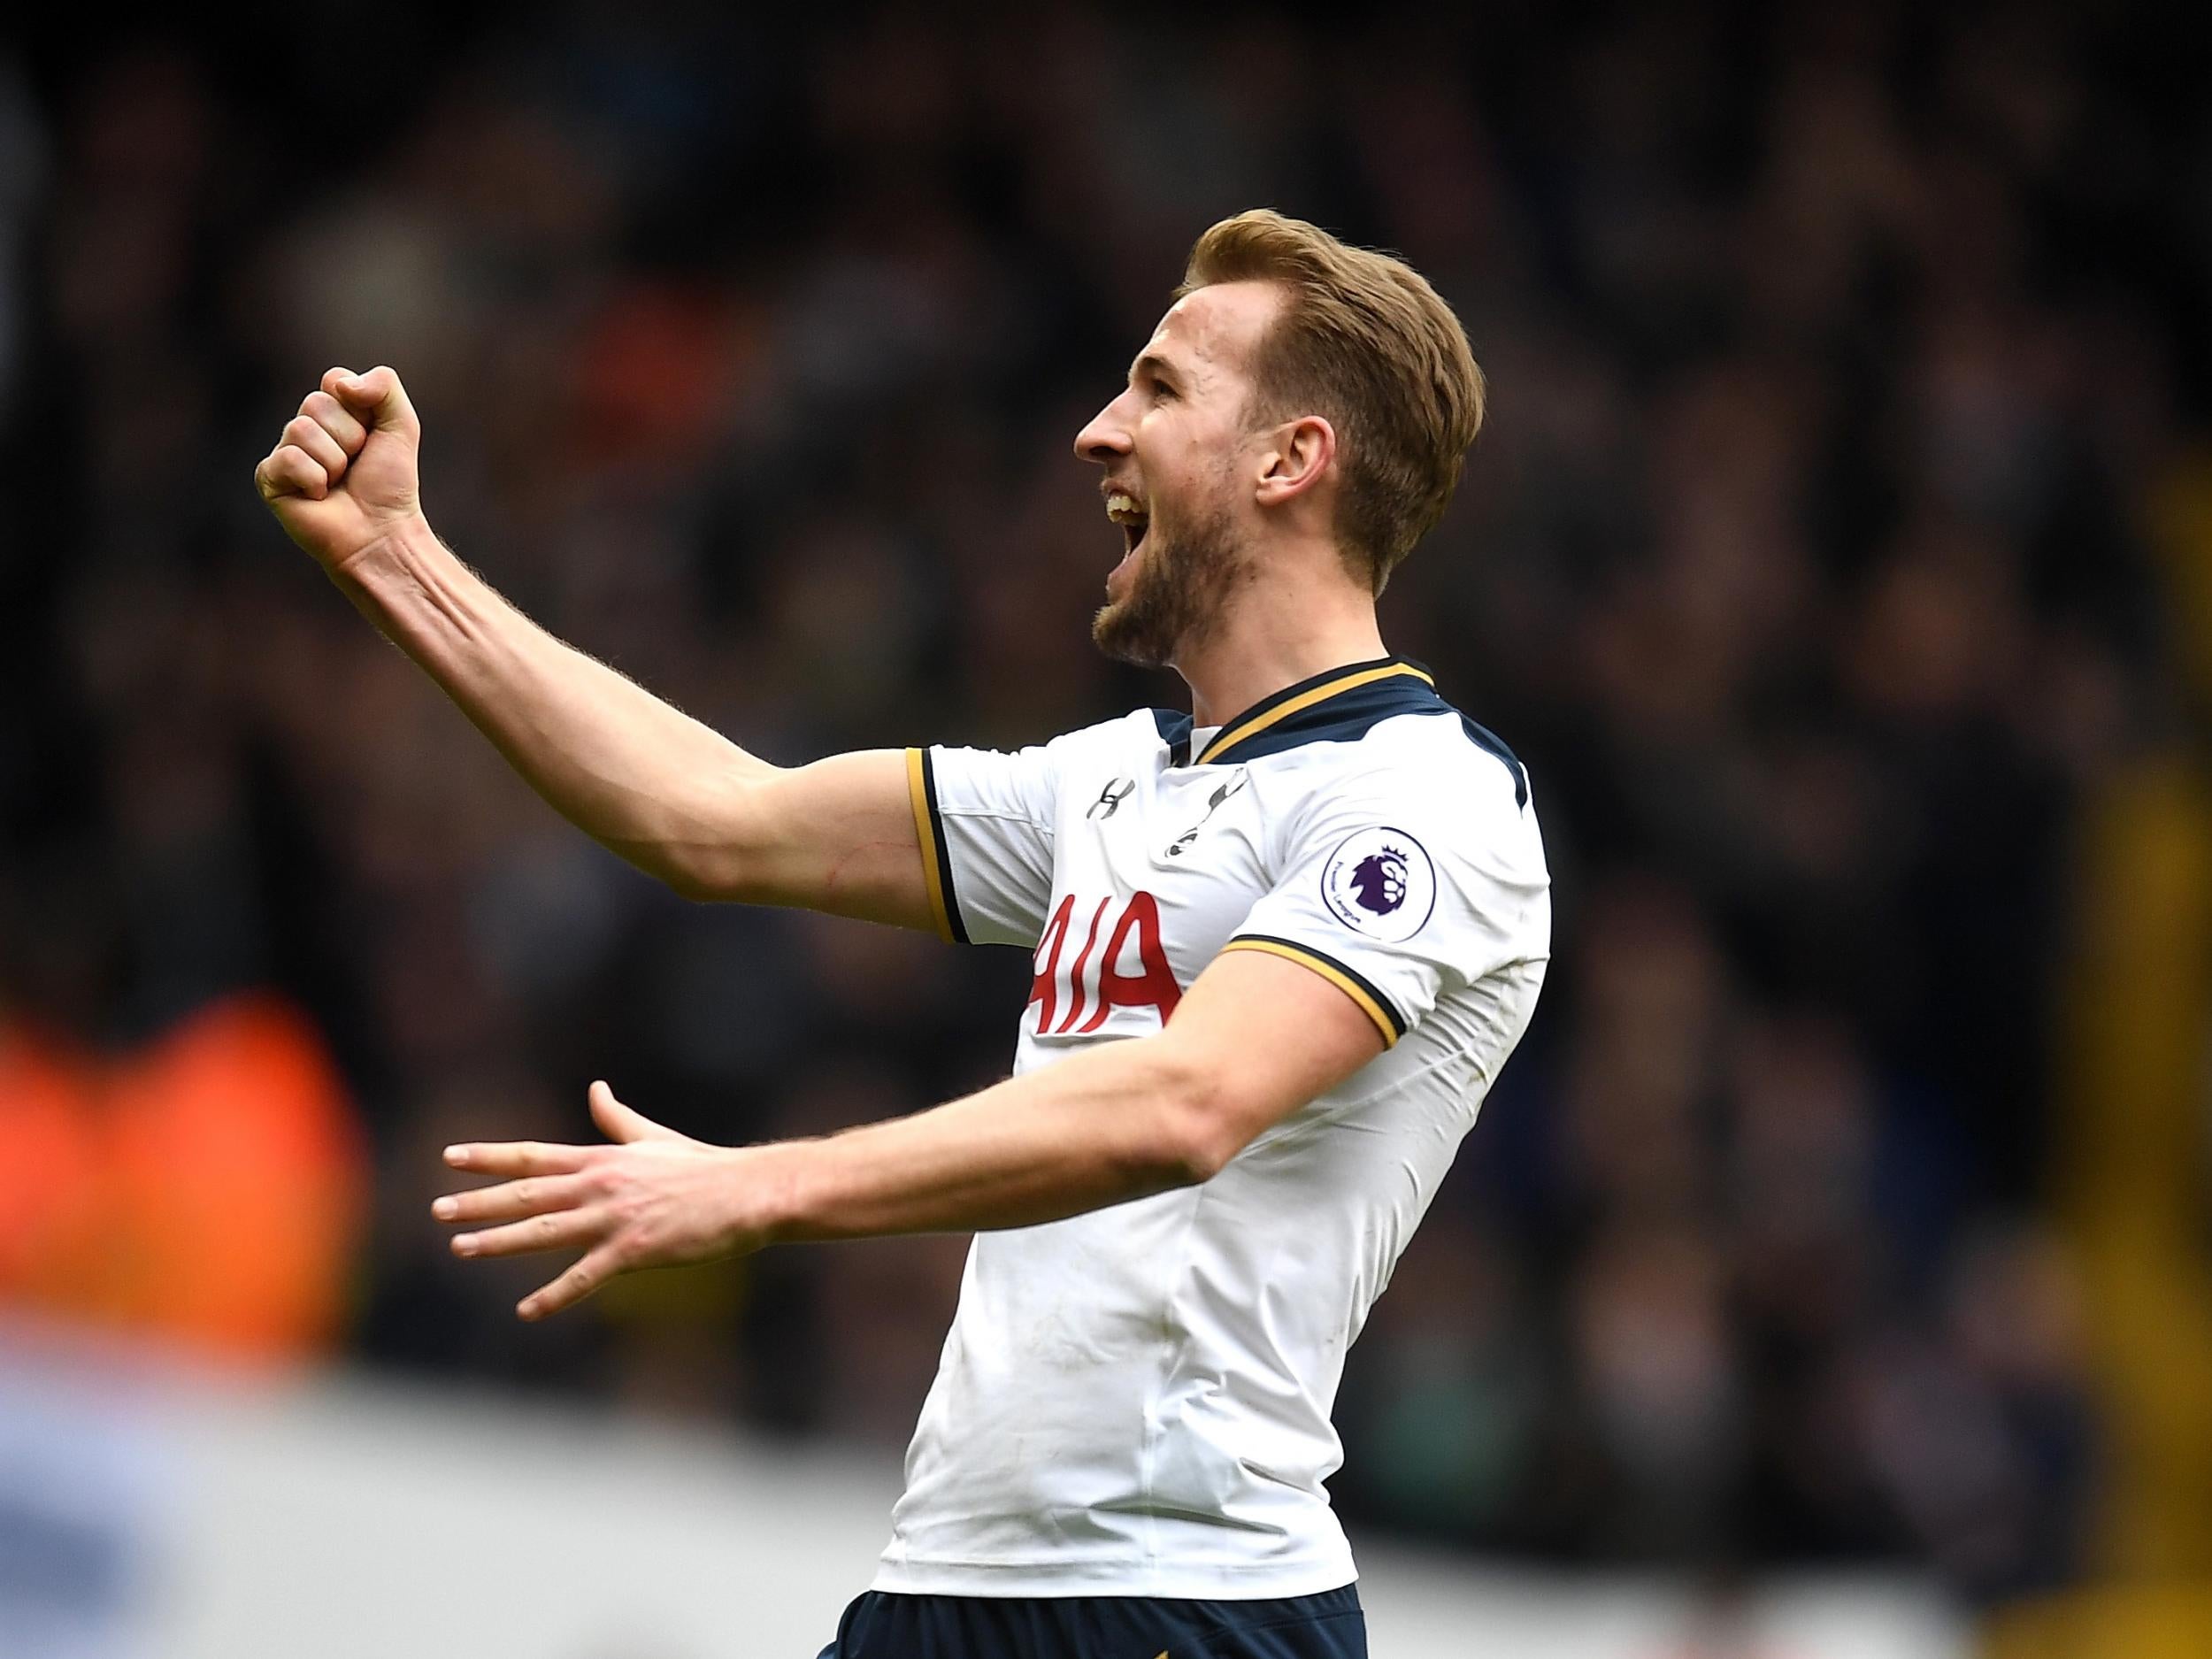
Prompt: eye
<box><xmin>1151</xmin><ymin>380</ymin><xmax>1178</xmax><ymax>402</ymax></box>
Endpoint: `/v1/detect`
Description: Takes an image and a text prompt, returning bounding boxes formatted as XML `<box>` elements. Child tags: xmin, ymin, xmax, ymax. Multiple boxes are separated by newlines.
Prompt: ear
<box><xmin>1254</xmin><ymin>415</ymin><xmax>1336</xmax><ymax>509</ymax></box>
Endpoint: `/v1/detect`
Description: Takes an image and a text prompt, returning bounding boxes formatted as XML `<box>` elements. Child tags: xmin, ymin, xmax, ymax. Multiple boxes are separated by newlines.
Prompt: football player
<box><xmin>257</xmin><ymin>209</ymin><xmax>1549</xmax><ymax>1659</ymax></box>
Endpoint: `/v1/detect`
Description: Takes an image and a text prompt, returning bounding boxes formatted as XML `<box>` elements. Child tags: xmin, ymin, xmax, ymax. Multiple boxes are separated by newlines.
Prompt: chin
<box><xmin>1092</xmin><ymin>595</ymin><xmax>1175</xmax><ymax>668</ymax></box>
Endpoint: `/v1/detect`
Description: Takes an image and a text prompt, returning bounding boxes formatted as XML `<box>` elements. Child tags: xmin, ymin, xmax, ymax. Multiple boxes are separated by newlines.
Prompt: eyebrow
<box><xmin>1130</xmin><ymin>350</ymin><xmax>1180</xmax><ymax>388</ymax></box>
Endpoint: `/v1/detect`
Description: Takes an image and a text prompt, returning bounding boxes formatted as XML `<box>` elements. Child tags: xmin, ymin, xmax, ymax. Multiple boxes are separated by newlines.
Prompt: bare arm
<box><xmin>254</xmin><ymin>366</ymin><xmax>930</xmax><ymax>926</ymax></box>
<box><xmin>433</xmin><ymin>948</ymin><xmax>1386</xmax><ymax>1318</ymax></box>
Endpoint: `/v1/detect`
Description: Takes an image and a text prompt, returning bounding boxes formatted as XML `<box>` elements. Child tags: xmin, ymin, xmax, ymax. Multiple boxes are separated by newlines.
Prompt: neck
<box><xmin>1175</xmin><ymin>570</ymin><xmax>1389</xmax><ymax>728</ymax></box>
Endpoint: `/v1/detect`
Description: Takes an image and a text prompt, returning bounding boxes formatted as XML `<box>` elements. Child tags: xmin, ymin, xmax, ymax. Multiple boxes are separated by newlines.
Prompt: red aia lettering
<box><xmin>1076</xmin><ymin>891</ymin><xmax>1181</xmax><ymax>1032</ymax></box>
<box><xmin>1057</xmin><ymin>898</ymin><xmax>1112</xmax><ymax>1033</ymax></box>
<box><xmin>1025</xmin><ymin>894</ymin><xmax>1076</xmax><ymax>1033</ymax></box>
<box><xmin>1028</xmin><ymin>891</ymin><xmax>1182</xmax><ymax>1036</ymax></box>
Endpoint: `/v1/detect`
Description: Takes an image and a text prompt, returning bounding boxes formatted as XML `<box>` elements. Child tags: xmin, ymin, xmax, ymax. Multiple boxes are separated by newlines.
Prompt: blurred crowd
<box><xmin>2</xmin><ymin>0</ymin><xmax>2201</xmax><ymax>1609</ymax></box>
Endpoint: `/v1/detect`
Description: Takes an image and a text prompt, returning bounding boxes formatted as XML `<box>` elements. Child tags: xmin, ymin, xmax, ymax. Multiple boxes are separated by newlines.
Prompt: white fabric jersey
<box><xmin>877</xmin><ymin>657</ymin><xmax>1550</xmax><ymax>1599</ymax></box>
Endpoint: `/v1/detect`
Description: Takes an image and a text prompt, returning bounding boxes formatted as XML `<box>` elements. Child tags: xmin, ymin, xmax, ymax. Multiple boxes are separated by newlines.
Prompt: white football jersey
<box><xmin>875</xmin><ymin>657</ymin><xmax>1550</xmax><ymax>1599</ymax></box>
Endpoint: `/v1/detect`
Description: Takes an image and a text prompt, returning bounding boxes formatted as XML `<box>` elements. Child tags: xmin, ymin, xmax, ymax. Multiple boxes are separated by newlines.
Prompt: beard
<box><xmin>1091</xmin><ymin>496</ymin><xmax>1255</xmax><ymax>669</ymax></box>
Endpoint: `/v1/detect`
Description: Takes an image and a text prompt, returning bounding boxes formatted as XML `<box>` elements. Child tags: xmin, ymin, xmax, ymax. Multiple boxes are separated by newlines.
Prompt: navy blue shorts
<box><xmin>815</xmin><ymin>1585</ymin><xmax>1366</xmax><ymax>1659</ymax></box>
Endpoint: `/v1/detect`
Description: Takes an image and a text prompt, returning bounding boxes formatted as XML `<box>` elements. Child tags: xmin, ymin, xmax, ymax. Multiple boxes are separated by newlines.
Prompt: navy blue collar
<box><xmin>1151</xmin><ymin>657</ymin><xmax>1438</xmax><ymax>764</ymax></box>
<box><xmin>1148</xmin><ymin>655</ymin><xmax>1527</xmax><ymax>805</ymax></box>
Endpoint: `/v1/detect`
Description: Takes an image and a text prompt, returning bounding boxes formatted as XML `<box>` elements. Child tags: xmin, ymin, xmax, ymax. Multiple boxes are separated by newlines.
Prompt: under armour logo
<box><xmin>1088</xmin><ymin>777</ymin><xmax>1136</xmax><ymax>819</ymax></box>
<box><xmin>1166</xmin><ymin>773</ymin><xmax>1248</xmax><ymax>856</ymax></box>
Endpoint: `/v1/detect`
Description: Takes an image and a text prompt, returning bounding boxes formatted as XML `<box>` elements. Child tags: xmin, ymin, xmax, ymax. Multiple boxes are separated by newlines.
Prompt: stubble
<box><xmin>1091</xmin><ymin>497</ymin><xmax>1256</xmax><ymax>669</ymax></box>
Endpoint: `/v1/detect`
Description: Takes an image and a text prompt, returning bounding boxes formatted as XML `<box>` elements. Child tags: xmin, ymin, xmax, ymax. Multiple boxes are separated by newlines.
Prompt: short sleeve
<box><xmin>1220</xmin><ymin>768</ymin><xmax>1545</xmax><ymax>1048</ymax></box>
<box><xmin>908</xmin><ymin>744</ymin><xmax>1058</xmax><ymax>948</ymax></box>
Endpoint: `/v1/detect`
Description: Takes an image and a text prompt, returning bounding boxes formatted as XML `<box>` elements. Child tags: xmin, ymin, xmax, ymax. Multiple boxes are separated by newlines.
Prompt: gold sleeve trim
<box><xmin>1217</xmin><ymin>938</ymin><xmax>1400</xmax><ymax>1047</ymax></box>
<box><xmin>906</xmin><ymin>747</ymin><xmax>956</xmax><ymax>944</ymax></box>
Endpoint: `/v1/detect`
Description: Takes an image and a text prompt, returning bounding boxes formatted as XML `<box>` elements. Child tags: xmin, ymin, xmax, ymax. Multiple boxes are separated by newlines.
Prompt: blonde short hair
<box><xmin>1178</xmin><ymin>210</ymin><xmax>1486</xmax><ymax>594</ymax></box>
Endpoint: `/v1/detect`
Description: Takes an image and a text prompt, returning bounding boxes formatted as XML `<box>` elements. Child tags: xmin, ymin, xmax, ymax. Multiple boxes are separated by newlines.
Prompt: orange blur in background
<box><xmin>0</xmin><ymin>993</ymin><xmax>365</xmax><ymax>1362</ymax></box>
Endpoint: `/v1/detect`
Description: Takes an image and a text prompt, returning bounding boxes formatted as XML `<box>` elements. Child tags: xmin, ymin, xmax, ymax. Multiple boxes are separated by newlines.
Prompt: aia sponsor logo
<box><xmin>1026</xmin><ymin>891</ymin><xmax>1182</xmax><ymax>1034</ymax></box>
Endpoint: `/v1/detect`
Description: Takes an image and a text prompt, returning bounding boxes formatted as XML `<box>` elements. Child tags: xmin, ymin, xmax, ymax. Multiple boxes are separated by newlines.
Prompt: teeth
<box><xmin>1105</xmin><ymin>491</ymin><xmax>1148</xmax><ymax>526</ymax></box>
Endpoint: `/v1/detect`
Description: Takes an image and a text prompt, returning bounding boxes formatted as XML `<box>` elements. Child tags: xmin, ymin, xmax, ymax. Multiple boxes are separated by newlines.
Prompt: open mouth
<box><xmin>1104</xmin><ymin>488</ymin><xmax>1150</xmax><ymax>564</ymax></box>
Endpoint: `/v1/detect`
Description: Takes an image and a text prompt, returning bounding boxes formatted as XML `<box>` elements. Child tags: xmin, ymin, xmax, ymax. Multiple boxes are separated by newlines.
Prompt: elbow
<box><xmin>615</xmin><ymin>841</ymin><xmax>736</xmax><ymax>903</ymax></box>
<box><xmin>643</xmin><ymin>772</ymin><xmax>780</xmax><ymax>903</ymax></box>
<box><xmin>1147</xmin><ymin>1052</ymin><xmax>1248</xmax><ymax>1187</ymax></box>
<box><xmin>658</xmin><ymin>856</ymin><xmax>733</xmax><ymax>904</ymax></box>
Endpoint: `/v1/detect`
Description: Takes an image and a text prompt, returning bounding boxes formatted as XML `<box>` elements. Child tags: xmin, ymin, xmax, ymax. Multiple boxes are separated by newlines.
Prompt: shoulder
<box><xmin>930</xmin><ymin>710</ymin><xmax>1169</xmax><ymax>824</ymax></box>
<box><xmin>986</xmin><ymin>710</ymin><xmax>1170</xmax><ymax>804</ymax></box>
<box><xmin>1263</xmin><ymin>707</ymin><xmax>1535</xmax><ymax>823</ymax></box>
<box><xmin>1262</xmin><ymin>711</ymin><xmax>1547</xmax><ymax>882</ymax></box>
<box><xmin>1041</xmin><ymin>708</ymin><xmax>1169</xmax><ymax>760</ymax></box>
<box><xmin>1371</xmin><ymin>709</ymin><xmax>1534</xmax><ymax>821</ymax></box>
<box><xmin>935</xmin><ymin>709</ymin><xmax>1157</xmax><ymax>772</ymax></box>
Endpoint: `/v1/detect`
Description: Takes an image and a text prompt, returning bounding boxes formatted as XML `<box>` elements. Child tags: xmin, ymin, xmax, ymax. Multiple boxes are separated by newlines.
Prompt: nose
<box><xmin>1074</xmin><ymin>391</ymin><xmax>1133</xmax><ymax>465</ymax></box>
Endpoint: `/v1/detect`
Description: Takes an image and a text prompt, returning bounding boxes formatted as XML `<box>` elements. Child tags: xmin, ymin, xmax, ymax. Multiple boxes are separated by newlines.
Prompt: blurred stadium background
<box><xmin>2</xmin><ymin>4</ymin><xmax>2208</xmax><ymax>1655</ymax></box>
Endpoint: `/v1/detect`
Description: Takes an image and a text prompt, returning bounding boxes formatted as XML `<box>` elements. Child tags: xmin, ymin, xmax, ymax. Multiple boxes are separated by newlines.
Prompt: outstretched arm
<box><xmin>254</xmin><ymin>366</ymin><xmax>929</xmax><ymax>926</ymax></box>
<box><xmin>433</xmin><ymin>947</ymin><xmax>1386</xmax><ymax>1319</ymax></box>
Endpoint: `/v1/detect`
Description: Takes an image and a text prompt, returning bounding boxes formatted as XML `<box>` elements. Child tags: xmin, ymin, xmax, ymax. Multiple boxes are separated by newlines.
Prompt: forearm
<box><xmin>339</xmin><ymin>515</ymin><xmax>772</xmax><ymax>892</ymax></box>
<box><xmin>760</xmin><ymin>1037</ymin><xmax>1228</xmax><ymax>1243</ymax></box>
<box><xmin>434</xmin><ymin>954</ymin><xmax>1377</xmax><ymax>1319</ymax></box>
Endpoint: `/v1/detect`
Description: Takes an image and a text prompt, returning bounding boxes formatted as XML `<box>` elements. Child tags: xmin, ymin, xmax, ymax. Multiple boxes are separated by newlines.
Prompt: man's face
<box><xmin>1075</xmin><ymin>282</ymin><xmax>1283</xmax><ymax>668</ymax></box>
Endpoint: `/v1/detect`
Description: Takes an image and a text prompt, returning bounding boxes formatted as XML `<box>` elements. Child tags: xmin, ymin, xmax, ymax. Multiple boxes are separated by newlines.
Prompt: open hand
<box><xmin>254</xmin><ymin>365</ymin><xmax>427</xmax><ymax>574</ymax></box>
<box><xmin>434</xmin><ymin>1081</ymin><xmax>768</xmax><ymax>1320</ymax></box>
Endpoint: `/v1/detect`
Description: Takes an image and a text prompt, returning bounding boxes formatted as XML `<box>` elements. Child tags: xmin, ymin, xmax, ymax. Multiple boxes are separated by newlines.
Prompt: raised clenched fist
<box><xmin>255</xmin><ymin>365</ymin><xmax>426</xmax><ymax>573</ymax></box>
